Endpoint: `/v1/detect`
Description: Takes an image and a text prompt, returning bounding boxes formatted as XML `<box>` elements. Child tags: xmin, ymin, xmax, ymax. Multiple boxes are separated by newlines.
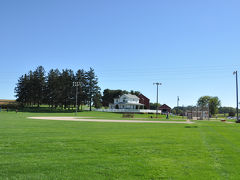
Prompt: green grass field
<box><xmin>1</xmin><ymin>111</ymin><xmax>240</xmax><ymax>179</ymax></box>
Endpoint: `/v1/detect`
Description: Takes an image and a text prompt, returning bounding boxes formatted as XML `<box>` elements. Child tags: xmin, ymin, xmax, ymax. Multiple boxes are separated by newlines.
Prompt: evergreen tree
<box><xmin>46</xmin><ymin>69</ymin><xmax>61</xmax><ymax>108</ymax></box>
<box><xmin>75</xmin><ymin>69</ymin><xmax>87</xmax><ymax>110</ymax></box>
<box><xmin>15</xmin><ymin>74</ymin><xmax>28</xmax><ymax>106</ymax></box>
<box><xmin>15</xmin><ymin>72</ymin><xmax>34</xmax><ymax>106</ymax></box>
<box><xmin>32</xmin><ymin>66</ymin><xmax>46</xmax><ymax>107</ymax></box>
<box><xmin>93</xmin><ymin>92</ymin><xmax>102</xmax><ymax>109</ymax></box>
<box><xmin>86</xmin><ymin>68</ymin><xmax>101</xmax><ymax>111</ymax></box>
<box><xmin>59</xmin><ymin>69</ymin><xmax>75</xmax><ymax>109</ymax></box>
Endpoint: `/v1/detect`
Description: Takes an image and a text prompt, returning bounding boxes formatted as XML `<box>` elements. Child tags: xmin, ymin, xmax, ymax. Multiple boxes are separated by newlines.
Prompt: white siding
<box><xmin>119</xmin><ymin>95</ymin><xmax>139</xmax><ymax>103</ymax></box>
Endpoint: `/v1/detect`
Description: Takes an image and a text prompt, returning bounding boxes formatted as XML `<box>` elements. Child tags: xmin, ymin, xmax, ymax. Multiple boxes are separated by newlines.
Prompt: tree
<box><xmin>27</xmin><ymin>71</ymin><xmax>34</xmax><ymax>106</ymax></box>
<box><xmin>85</xmin><ymin>68</ymin><xmax>100</xmax><ymax>111</ymax></box>
<box><xmin>209</xmin><ymin>97</ymin><xmax>221</xmax><ymax>116</ymax></box>
<box><xmin>75</xmin><ymin>69</ymin><xmax>87</xmax><ymax>110</ymax></box>
<box><xmin>197</xmin><ymin>96</ymin><xmax>211</xmax><ymax>110</ymax></box>
<box><xmin>102</xmin><ymin>89</ymin><xmax>112</xmax><ymax>107</ymax></box>
<box><xmin>197</xmin><ymin>96</ymin><xmax>221</xmax><ymax>117</ymax></box>
<box><xmin>150</xmin><ymin>103</ymin><xmax>161</xmax><ymax>110</ymax></box>
<box><xmin>93</xmin><ymin>92</ymin><xmax>102</xmax><ymax>109</ymax></box>
<box><xmin>46</xmin><ymin>69</ymin><xmax>61</xmax><ymax>108</ymax></box>
<box><xmin>15</xmin><ymin>71</ymin><xmax>35</xmax><ymax>106</ymax></box>
<box><xmin>102</xmin><ymin>89</ymin><xmax>125</xmax><ymax>107</ymax></box>
<box><xmin>59</xmin><ymin>69</ymin><xmax>75</xmax><ymax>109</ymax></box>
<box><xmin>15</xmin><ymin>74</ymin><xmax>28</xmax><ymax>106</ymax></box>
<box><xmin>219</xmin><ymin>106</ymin><xmax>236</xmax><ymax>116</ymax></box>
<box><xmin>130</xmin><ymin>90</ymin><xmax>141</xmax><ymax>96</ymax></box>
<box><xmin>172</xmin><ymin>106</ymin><xmax>184</xmax><ymax>115</ymax></box>
<box><xmin>32</xmin><ymin>66</ymin><xmax>46</xmax><ymax>107</ymax></box>
<box><xmin>197</xmin><ymin>96</ymin><xmax>211</xmax><ymax>118</ymax></box>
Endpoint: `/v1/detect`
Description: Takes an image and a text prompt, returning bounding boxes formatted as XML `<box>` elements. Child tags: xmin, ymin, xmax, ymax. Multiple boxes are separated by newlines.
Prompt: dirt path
<box><xmin>28</xmin><ymin>117</ymin><xmax>194</xmax><ymax>124</ymax></box>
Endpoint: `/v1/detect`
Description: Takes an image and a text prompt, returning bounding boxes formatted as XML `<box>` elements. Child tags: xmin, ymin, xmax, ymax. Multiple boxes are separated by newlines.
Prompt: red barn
<box><xmin>138</xmin><ymin>94</ymin><xmax>150</xmax><ymax>109</ymax></box>
<box><xmin>159</xmin><ymin>104</ymin><xmax>171</xmax><ymax>114</ymax></box>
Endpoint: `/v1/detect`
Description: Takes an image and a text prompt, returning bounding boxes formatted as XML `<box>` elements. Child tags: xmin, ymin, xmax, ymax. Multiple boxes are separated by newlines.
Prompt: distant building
<box><xmin>138</xmin><ymin>94</ymin><xmax>150</xmax><ymax>109</ymax></box>
<box><xmin>159</xmin><ymin>104</ymin><xmax>171</xmax><ymax>114</ymax></box>
<box><xmin>109</xmin><ymin>94</ymin><xmax>144</xmax><ymax>109</ymax></box>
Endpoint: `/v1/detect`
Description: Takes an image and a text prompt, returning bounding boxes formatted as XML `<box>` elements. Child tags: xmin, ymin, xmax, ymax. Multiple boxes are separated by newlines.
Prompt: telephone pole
<box><xmin>233</xmin><ymin>71</ymin><xmax>239</xmax><ymax>123</ymax></box>
<box><xmin>177</xmin><ymin>96</ymin><xmax>179</xmax><ymax>115</ymax></box>
<box><xmin>177</xmin><ymin>96</ymin><xmax>179</xmax><ymax>107</ymax></box>
<box><xmin>73</xmin><ymin>81</ymin><xmax>81</xmax><ymax>115</ymax></box>
<box><xmin>153</xmin><ymin>82</ymin><xmax>162</xmax><ymax>118</ymax></box>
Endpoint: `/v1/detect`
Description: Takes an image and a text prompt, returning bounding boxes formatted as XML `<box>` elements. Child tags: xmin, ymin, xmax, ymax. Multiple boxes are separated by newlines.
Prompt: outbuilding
<box><xmin>159</xmin><ymin>104</ymin><xmax>171</xmax><ymax>114</ymax></box>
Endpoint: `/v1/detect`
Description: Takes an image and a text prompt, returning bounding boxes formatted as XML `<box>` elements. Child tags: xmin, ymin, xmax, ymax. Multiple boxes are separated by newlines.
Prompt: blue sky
<box><xmin>0</xmin><ymin>0</ymin><xmax>240</xmax><ymax>108</ymax></box>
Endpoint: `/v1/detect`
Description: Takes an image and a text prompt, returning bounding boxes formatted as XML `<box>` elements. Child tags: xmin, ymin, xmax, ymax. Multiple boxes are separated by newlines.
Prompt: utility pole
<box><xmin>197</xmin><ymin>105</ymin><xmax>198</xmax><ymax>120</ymax></box>
<box><xmin>233</xmin><ymin>71</ymin><xmax>239</xmax><ymax>123</ymax></box>
<box><xmin>153</xmin><ymin>82</ymin><xmax>162</xmax><ymax>118</ymax></box>
<box><xmin>182</xmin><ymin>104</ymin><xmax>184</xmax><ymax>119</ymax></box>
<box><xmin>177</xmin><ymin>96</ymin><xmax>179</xmax><ymax>107</ymax></box>
<box><xmin>208</xmin><ymin>103</ymin><xmax>210</xmax><ymax>120</ymax></box>
<box><xmin>73</xmin><ymin>81</ymin><xmax>81</xmax><ymax>115</ymax></box>
<box><xmin>177</xmin><ymin>96</ymin><xmax>179</xmax><ymax>115</ymax></box>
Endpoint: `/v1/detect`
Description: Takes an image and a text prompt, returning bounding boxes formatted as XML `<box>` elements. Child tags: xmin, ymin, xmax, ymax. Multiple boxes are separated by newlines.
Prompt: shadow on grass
<box><xmin>185</xmin><ymin>126</ymin><xmax>198</xmax><ymax>128</ymax></box>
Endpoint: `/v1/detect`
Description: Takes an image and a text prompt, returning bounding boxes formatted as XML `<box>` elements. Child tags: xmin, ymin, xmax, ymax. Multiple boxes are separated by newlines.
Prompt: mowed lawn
<box><xmin>1</xmin><ymin>112</ymin><xmax>240</xmax><ymax>179</ymax></box>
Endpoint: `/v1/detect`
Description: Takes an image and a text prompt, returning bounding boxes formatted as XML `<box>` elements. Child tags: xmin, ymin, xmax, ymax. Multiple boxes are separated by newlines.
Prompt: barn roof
<box><xmin>138</xmin><ymin>94</ymin><xmax>150</xmax><ymax>100</ymax></box>
<box><xmin>159</xmin><ymin>104</ymin><xmax>171</xmax><ymax>110</ymax></box>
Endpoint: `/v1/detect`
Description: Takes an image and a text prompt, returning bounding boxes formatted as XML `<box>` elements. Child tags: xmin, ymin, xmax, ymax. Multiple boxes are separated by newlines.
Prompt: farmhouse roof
<box><xmin>123</xmin><ymin>94</ymin><xmax>139</xmax><ymax>99</ymax></box>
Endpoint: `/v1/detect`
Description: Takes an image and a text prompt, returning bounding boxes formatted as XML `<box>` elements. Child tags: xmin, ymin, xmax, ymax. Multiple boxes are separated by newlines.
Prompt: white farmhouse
<box><xmin>109</xmin><ymin>94</ymin><xmax>144</xmax><ymax>109</ymax></box>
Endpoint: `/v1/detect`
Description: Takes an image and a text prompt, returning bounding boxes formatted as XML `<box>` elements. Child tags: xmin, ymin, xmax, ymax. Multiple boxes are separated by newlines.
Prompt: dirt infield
<box><xmin>28</xmin><ymin>117</ymin><xmax>194</xmax><ymax>124</ymax></box>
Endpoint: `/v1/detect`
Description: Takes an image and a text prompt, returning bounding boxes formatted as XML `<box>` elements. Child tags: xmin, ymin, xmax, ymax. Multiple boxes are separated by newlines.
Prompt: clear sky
<box><xmin>0</xmin><ymin>0</ymin><xmax>240</xmax><ymax>108</ymax></box>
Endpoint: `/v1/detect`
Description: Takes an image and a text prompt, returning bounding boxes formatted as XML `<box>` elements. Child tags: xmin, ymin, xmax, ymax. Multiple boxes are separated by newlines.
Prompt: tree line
<box><xmin>172</xmin><ymin>96</ymin><xmax>221</xmax><ymax>117</ymax></box>
<box><xmin>15</xmin><ymin>66</ymin><xmax>101</xmax><ymax>110</ymax></box>
<box><xmin>172</xmin><ymin>96</ymin><xmax>238</xmax><ymax>117</ymax></box>
<box><xmin>15</xmin><ymin>69</ymin><xmax>237</xmax><ymax>115</ymax></box>
<box><xmin>15</xmin><ymin>68</ymin><xmax>151</xmax><ymax>110</ymax></box>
